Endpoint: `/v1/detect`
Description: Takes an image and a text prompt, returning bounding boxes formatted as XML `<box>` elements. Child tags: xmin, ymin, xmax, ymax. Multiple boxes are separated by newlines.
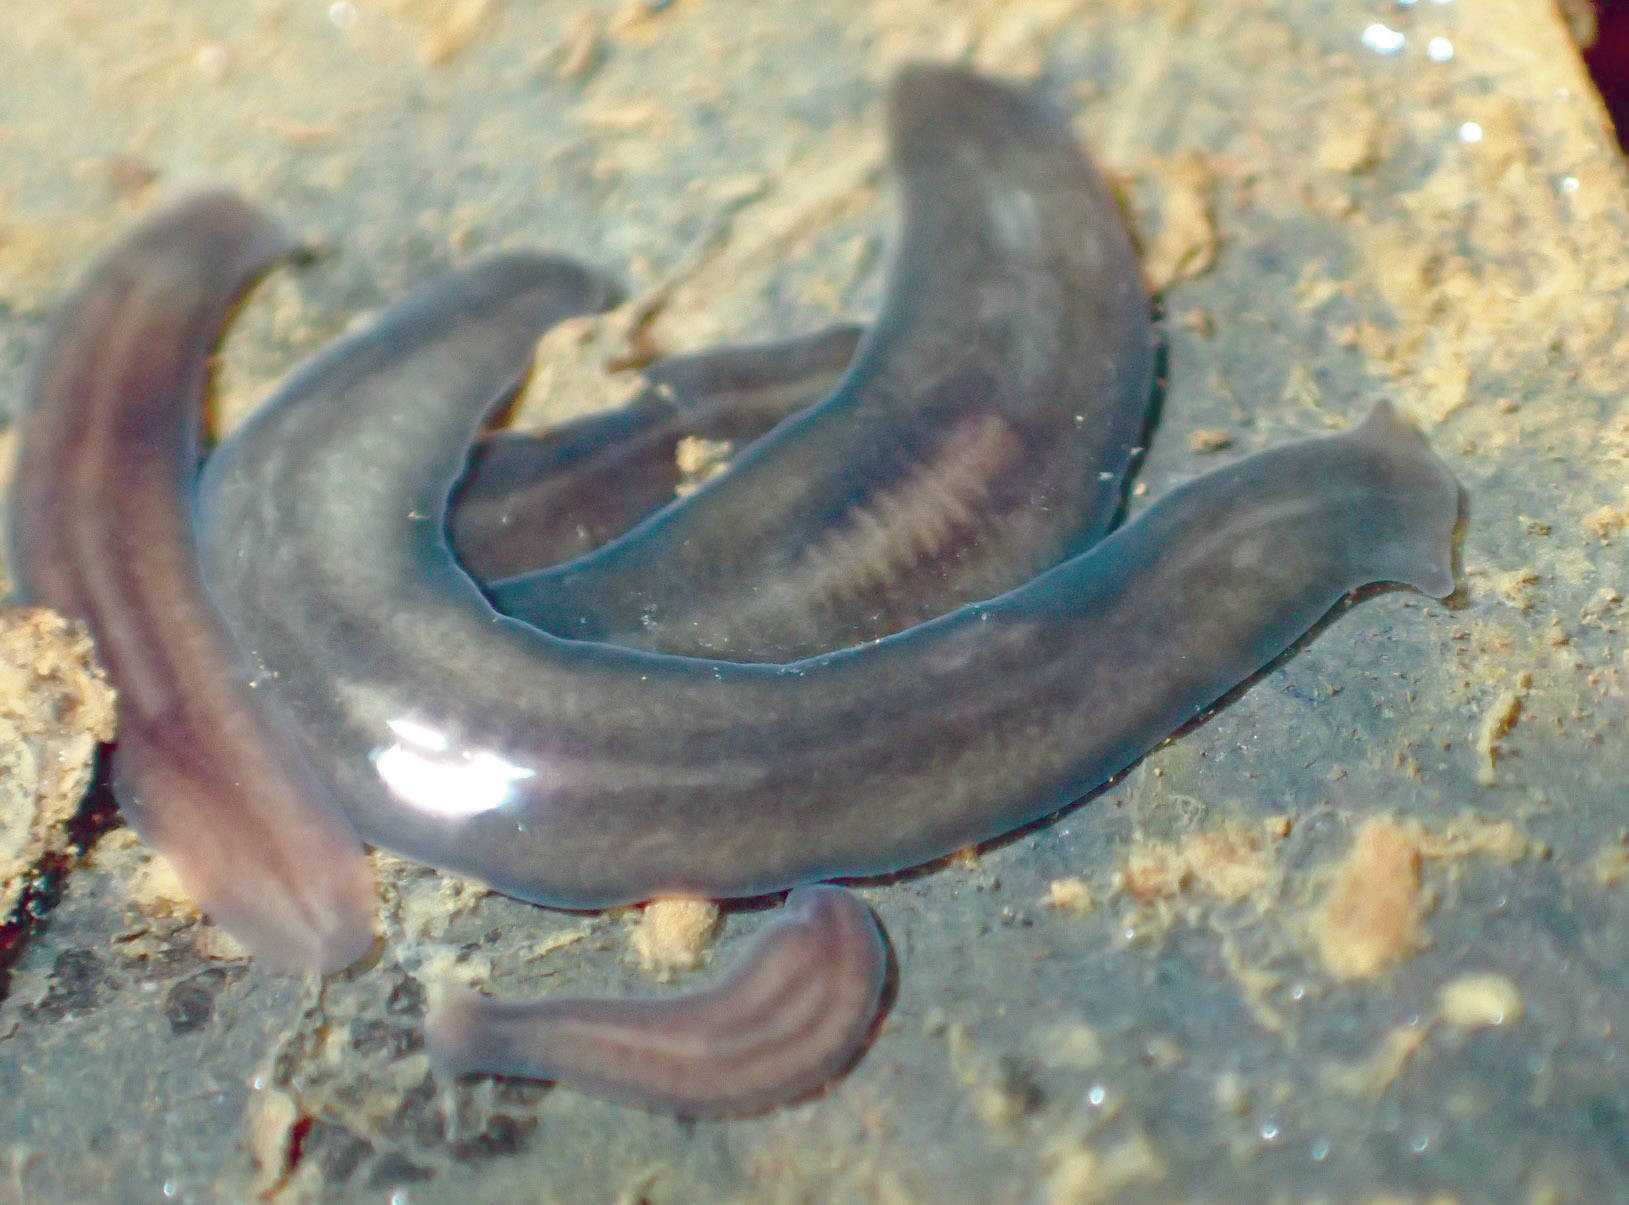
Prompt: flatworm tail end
<box><xmin>426</xmin><ymin>886</ymin><xmax>888</xmax><ymax>1117</ymax></box>
<box><xmin>1344</xmin><ymin>400</ymin><xmax>1460</xmax><ymax>599</ymax></box>
<box><xmin>112</xmin><ymin>723</ymin><xmax>376</xmax><ymax>972</ymax></box>
<box><xmin>8</xmin><ymin>191</ymin><xmax>376</xmax><ymax>974</ymax></box>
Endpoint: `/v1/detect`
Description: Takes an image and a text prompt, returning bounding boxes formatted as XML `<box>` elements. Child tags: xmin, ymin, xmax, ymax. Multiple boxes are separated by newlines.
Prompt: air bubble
<box><xmin>1361</xmin><ymin>23</ymin><xmax>1406</xmax><ymax>54</ymax></box>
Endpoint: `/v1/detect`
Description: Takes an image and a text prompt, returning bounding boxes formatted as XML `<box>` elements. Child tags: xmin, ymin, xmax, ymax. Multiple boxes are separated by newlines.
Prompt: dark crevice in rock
<box><xmin>0</xmin><ymin>763</ymin><xmax>121</xmax><ymax>1006</ymax></box>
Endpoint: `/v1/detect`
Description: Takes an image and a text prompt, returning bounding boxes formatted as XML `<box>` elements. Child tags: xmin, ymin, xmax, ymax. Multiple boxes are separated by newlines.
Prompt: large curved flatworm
<box><xmin>8</xmin><ymin>65</ymin><xmax>1461</xmax><ymax>1116</ymax></box>
<box><xmin>6</xmin><ymin>193</ymin><xmax>374</xmax><ymax>972</ymax></box>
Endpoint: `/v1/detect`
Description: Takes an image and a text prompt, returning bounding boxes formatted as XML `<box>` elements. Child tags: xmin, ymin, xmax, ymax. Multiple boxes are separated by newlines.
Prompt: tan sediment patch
<box><xmin>1591</xmin><ymin>838</ymin><xmax>1629</xmax><ymax>888</ymax></box>
<box><xmin>379</xmin><ymin>850</ymin><xmax>489</xmax><ymax>942</ymax></box>
<box><xmin>1582</xmin><ymin>499</ymin><xmax>1628</xmax><ymax>544</ymax></box>
<box><xmin>106</xmin><ymin>830</ymin><xmax>195</xmax><ymax>920</ymax></box>
<box><xmin>537</xmin><ymin>10</ymin><xmax>604</xmax><ymax>85</ymax></box>
<box><xmin>86</xmin><ymin>828</ymin><xmax>251</xmax><ymax>961</ymax></box>
<box><xmin>1117</xmin><ymin>815</ymin><xmax>1287</xmax><ymax>907</ymax></box>
<box><xmin>1035</xmin><ymin>1021</ymin><xmax>1104</xmax><ymax>1071</ymax></box>
<box><xmin>1492</xmin><ymin>567</ymin><xmax>1539</xmax><ymax>611</ymax></box>
<box><xmin>1324</xmin><ymin>1023</ymin><xmax>1431</xmax><ymax>1097</ymax></box>
<box><xmin>1136</xmin><ymin>150</ymin><xmax>1218</xmax><ymax>291</ymax></box>
<box><xmin>643</xmin><ymin>132</ymin><xmax>882</xmax><ymax>352</ymax></box>
<box><xmin>1323</xmin><ymin>970</ymin><xmax>1524</xmax><ymax>1099</ymax></box>
<box><xmin>1309</xmin><ymin>813</ymin><xmax>1533</xmax><ymax>984</ymax></box>
<box><xmin>945</xmin><ymin>1020</ymin><xmax>1049</xmax><ymax>1129</ymax></box>
<box><xmin>245</xmin><ymin>1079</ymin><xmax>302</xmax><ymax>1196</ymax></box>
<box><xmin>1040</xmin><ymin>1130</ymin><xmax>1167</xmax><ymax>1205</ymax></box>
<box><xmin>1475</xmin><ymin>672</ymin><xmax>1531</xmax><ymax>787</ymax></box>
<box><xmin>673</xmin><ymin>435</ymin><xmax>734</xmax><ymax>496</ymax></box>
<box><xmin>630</xmin><ymin>896</ymin><xmax>721</xmax><ymax>977</ymax></box>
<box><xmin>1412</xmin><ymin>814</ymin><xmax>1531</xmax><ymax>866</ymax></box>
<box><xmin>510</xmin><ymin>312</ymin><xmax>654</xmax><ymax>430</ymax></box>
<box><xmin>1438</xmin><ymin>972</ymin><xmax>1524</xmax><ymax>1029</ymax></box>
<box><xmin>1314</xmin><ymin>102</ymin><xmax>1383</xmax><ymax>176</ymax></box>
<box><xmin>0</xmin><ymin>607</ymin><xmax>116</xmax><ymax>919</ymax></box>
<box><xmin>0</xmin><ymin>208</ymin><xmax>125</xmax><ymax>316</ymax></box>
<box><xmin>1310</xmin><ymin>818</ymin><xmax>1424</xmax><ymax>981</ymax></box>
<box><xmin>1042</xmin><ymin>876</ymin><xmax>1094</xmax><ymax>913</ymax></box>
<box><xmin>415</xmin><ymin>0</ymin><xmax>492</xmax><ymax>68</ymax></box>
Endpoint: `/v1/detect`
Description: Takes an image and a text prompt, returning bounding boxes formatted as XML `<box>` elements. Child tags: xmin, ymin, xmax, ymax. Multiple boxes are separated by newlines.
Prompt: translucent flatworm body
<box><xmin>6</xmin><ymin>193</ymin><xmax>374</xmax><ymax>972</ymax></box>
<box><xmin>10</xmin><ymin>66</ymin><xmax>1461</xmax><ymax>1116</ymax></box>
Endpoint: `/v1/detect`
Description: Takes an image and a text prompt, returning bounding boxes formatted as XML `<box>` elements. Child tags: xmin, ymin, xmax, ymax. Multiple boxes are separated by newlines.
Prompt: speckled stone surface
<box><xmin>2</xmin><ymin>1</ymin><xmax>1627</xmax><ymax>1200</ymax></box>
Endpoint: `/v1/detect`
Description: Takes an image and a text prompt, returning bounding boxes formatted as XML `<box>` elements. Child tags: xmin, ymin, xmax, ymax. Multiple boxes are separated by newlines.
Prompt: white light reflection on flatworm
<box><xmin>375</xmin><ymin>715</ymin><xmax>537</xmax><ymax>818</ymax></box>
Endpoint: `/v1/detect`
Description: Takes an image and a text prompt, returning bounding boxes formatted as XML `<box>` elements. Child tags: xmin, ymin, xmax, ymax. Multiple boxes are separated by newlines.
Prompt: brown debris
<box><xmin>1582</xmin><ymin>501</ymin><xmax>1627</xmax><ymax>543</ymax></box>
<box><xmin>1309</xmin><ymin>811</ymin><xmax>1535</xmax><ymax>981</ymax></box>
<box><xmin>1324</xmin><ymin>1024</ymin><xmax>1430</xmax><ymax>1096</ymax></box>
<box><xmin>1592</xmin><ymin>838</ymin><xmax>1629</xmax><ymax>888</ymax></box>
<box><xmin>1414</xmin><ymin>814</ymin><xmax>1531</xmax><ymax>865</ymax></box>
<box><xmin>509</xmin><ymin>314</ymin><xmax>653</xmax><ymax>430</ymax></box>
<box><xmin>1187</xmin><ymin>427</ymin><xmax>1233</xmax><ymax>454</ymax></box>
<box><xmin>1475</xmin><ymin>672</ymin><xmax>1531</xmax><ymax>787</ymax></box>
<box><xmin>1492</xmin><ymin>567</ymin><xmax>1539</xmax><ymax>611</ymax></box>
<box><xmin>547</xmin><ymin>10</ymin><xmax>604</xmax><ymax>83</ymax></box>
<box><xmin>1120</xmin><ymin>841</ymin><xmax>1189</xmax><ymax>901</ymax></box>
<box><xmin>1185</xmin><ymin>822</ymin><xmax>1281</xmax><ymax>902</ymax></box>
<box><xmin>1310</xmin><ymin>818</ymin><xmax>1424</xmax><ymax>981</ymax></box>
<box><xmin>948</xmin><ymin>845</ymin><xmax>982</xmax><ymax>871</ymax></box>
<box><xmin>673</xmin><ymin>435</ymin><xmax>734</xmax><ymax>497</ymax></box>
<box><xmin>1314</xmin><ymin>105</ymin><xmax>1382</xmax><ymax>175</ymax></box>
<box><xmin>630</xmin><ymin>897</ymin><xmax>720</xmax><ymax>976</ymax></box>
<box><xmin>1438</xmin><ymin>973</ymin><xmax>1523</xmax><ymax>1029</ymax></box>
<box><xmin>1138</xmin><ymin>151</ymin><xmax>1217</xmax><ymax>291</ymax></box>
<box><xmin>1042</xmin><ymin>876</ymin><xmax>1093</xmax><ymax>913</ymax></box>
<box><xmin>1118</xmin><ymin>817</ymin><xmax>1284</xmax><ymax>906</ymax></box>
<box><xmin>418</xmin><ymin>0</ymin><xmax>492</xmax><ymax>68</ymax></box>
<box><xmin>1041</xmin><ymin>1131</ymin><xmax>1166</xmax><ymax>1205</ymax></box>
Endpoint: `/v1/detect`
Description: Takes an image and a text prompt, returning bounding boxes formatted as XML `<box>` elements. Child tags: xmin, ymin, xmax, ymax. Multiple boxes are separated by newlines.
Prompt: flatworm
<box><xmin>449</xmin><ymin>324</ymin><xmax>863</xmax><ymax>581</ymax></box>
<box><xmin>198</xmin><ymin>236</ymin><xmax>1456</xmax><ymax>904</ymax></box>
<box><xmin>5</xmin><ymin>193</ymin><xmax>375</xmax><ymax>972</ymax></box>
<box><xmin>484</xmin><ymin>64</ymin><xmax>1156</xmax><ymax>660</ymax></box>
<box><xmin>8</xmin><ymin>66</ymin><xmax>1462</xmax><ymax>1117</ymax></box>
<box><xmin>192</xmin><ymin>66</ymin><xmax>1226</xmax><ymax>909</ymax></box>
<box><xmin>427</xmin><ymin>885</ymin><xmax>887</xmax><ymax>1117</ymax></box>
<box><xmin>191</xmin><ymin>67</ymin><xmax>1458</xmax><ymax>1117</ymax></box>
